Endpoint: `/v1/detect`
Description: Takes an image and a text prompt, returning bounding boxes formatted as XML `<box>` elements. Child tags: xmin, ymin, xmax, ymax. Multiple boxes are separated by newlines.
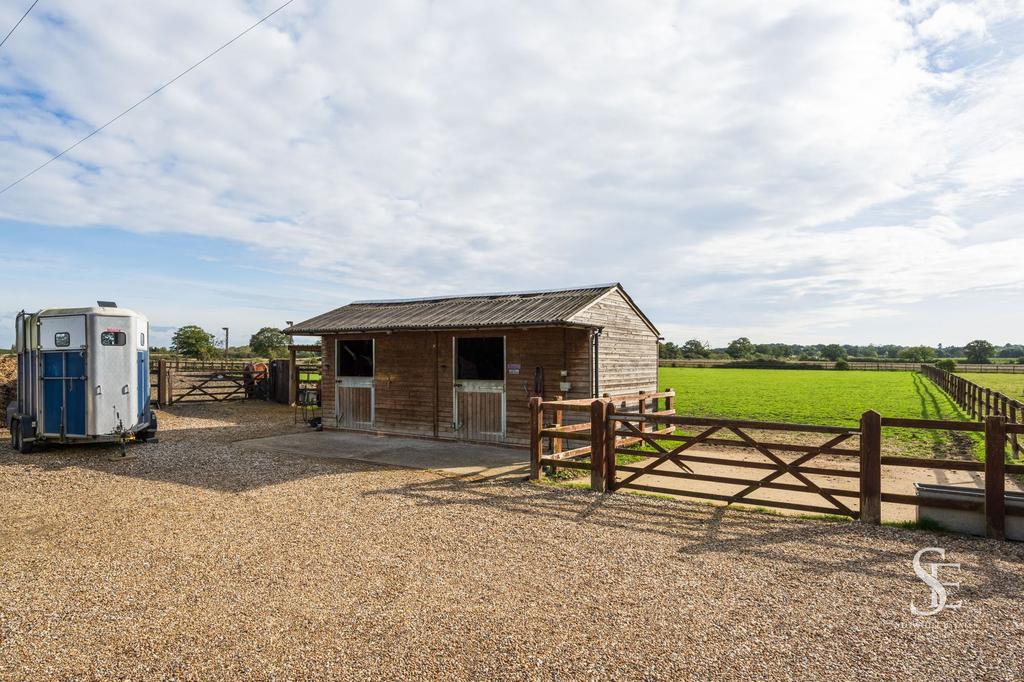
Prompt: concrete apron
<box><xmin>235</xmin><ymin>430</ymin><xmax>530</xmax><ymax>482</ymax></box>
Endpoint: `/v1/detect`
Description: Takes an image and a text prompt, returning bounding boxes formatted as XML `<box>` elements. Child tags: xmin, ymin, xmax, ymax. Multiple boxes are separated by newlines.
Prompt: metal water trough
<box><xmin>915</xmin><ymin>483</ymin><xmax>1024</xmax><ymax>541</ymax></box>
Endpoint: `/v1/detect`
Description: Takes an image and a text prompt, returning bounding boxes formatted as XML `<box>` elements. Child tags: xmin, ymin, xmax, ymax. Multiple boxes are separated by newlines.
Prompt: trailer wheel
<box><xmin>11</xmin><ymin>420</ymin><xmax>33</xmax><ymax>454</ymax></box>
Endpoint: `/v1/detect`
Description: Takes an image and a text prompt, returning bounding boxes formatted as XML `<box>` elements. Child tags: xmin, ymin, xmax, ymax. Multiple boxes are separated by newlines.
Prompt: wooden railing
<box><xmin>529</xmin><ymin>390</ymin><xmax>676</xmax><ymax>488</ymax></box>
<box><xmin>609</xmin><ymin>411</ymin><xmax>861</xmax><ymax>517</ymax></box>
<box><xmin>529</xmin><ymin>400</ymin><xmax>1024</xmax><ymax>540</ymax></box>
<box><xmin>160</xmin><ymin>365</ymin><xmax>270</xmax><ymax>404</ymax></box>
<box><xmin>151</xmin><ymin>358</ymin><xmax>321</xmax><ymax>407</ymax></box>
<box><xmin>921</xmin><ymin>364</ymin><xmax>1021</xmax><ymax>458</ymax></box>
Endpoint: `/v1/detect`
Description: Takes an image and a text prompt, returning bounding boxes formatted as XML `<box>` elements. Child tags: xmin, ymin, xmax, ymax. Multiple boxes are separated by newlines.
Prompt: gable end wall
<box><xmin>570</xmin><ymin>289</ymin><xmax>658</xmax><ymax>396</ymax></box>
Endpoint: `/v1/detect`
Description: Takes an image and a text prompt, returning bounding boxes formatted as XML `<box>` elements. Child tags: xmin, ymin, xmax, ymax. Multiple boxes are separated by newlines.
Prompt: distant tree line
<box><xmin>659</xmin><ymin>338</ymin><xmax>1022</xmax><ymax>365</ymax></box>
<box><xmin>150</xmin><ymin>324</ymin><xmax>292</xmax><ymax>360</ymax></box>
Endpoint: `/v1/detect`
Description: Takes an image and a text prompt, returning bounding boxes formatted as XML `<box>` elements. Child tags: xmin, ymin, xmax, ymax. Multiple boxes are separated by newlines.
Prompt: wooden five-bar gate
<box><xmin>529</xmin><ymin>394</ymin><xmax>1024</xmax><ymax>540</ymax></box>
<box><xmin>152</xmin><ymin>360</ymin><xmax>272</xmax><ymax>405</ymax></box>
<box><xmin>151</xmin><ymin>358</ymin><xmax>321</xmax><ymax>406</ymax></box>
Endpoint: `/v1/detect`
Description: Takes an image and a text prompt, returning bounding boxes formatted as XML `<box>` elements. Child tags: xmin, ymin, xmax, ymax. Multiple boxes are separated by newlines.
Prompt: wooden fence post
<box><xmin>289</xmin><ymin>351</ymin><xmax>300</xmax><ymax>406</ymax></box>
<box><xmin>985</xmin><ymin>415</ymin><xmax>1006</xmax><ymax>540</ymax></box>
<box><xmin>160</xmin><ymin>361</ymin><xmax>174</xmax><ymax>406</ymax></box>
<box><xmin>529</xmin><ymin>397</ymin><xmax>543</xmax><ymax>481</ymax></box>
<box><xmin>665</xmin><ymin>388</ymin><xmax>675</xmax><ymax>415</ymax></box>
<box><xmin>551</xmin><ymin>395</ymin><xmax>563</xmax><ymax>455</ymax></box>
<box><xmin>859</xmin><ymin>410</ymin><xmax>882</xmax><ymax>524</ymax></box>
<box><xmin>638</xmin><ymin>390</ymin><xmax>647</xmax><ymax>433</ymax></box>
<box><xmin>1011</xmin><ymin>402</ymin><xmax>1021</xmax><ymax>460</ymax></box>
<box><xmin>605</xmin><ymin>402</ymin><xmax>617</xmax><ymax>493</ymax></box>
<box><xmin>156</xmin><ymin>359</ymin><xmax>166</xmax><ymax>406</ymax></box>
<box><xmin>590</xmin><ymin>399</ymin><xmax>606</xmax><ymax>493</ymax></box>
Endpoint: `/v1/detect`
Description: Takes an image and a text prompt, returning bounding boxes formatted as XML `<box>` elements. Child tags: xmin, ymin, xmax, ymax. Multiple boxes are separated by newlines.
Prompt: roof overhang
<box><xmin>283</xmin><ymin>321</ymin><xmax>601</xmax><ymax>336</ymax></box>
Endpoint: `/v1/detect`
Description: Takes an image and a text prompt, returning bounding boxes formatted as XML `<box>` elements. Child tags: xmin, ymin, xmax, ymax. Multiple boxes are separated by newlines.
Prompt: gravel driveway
<box><xmin>2</xmin><ymin>403</ymin><xmax>1023</xmax><ymax>680</ymax></box>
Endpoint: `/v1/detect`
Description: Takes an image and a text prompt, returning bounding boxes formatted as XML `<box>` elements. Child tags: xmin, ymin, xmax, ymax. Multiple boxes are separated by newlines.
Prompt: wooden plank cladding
<box><xmin>457</xmin><ymin>390</ymin><xmax>503</xmax><ymax>442</ymax></box>
<box><xmin>572</xmin><ymin>287</ymin><xmax>659</xmax><ymax>396</ymax></box>
<box><xmin>293</xmin><ymin>284</ymin><xmax>660</xmax><ymax>446</ymax></box>
<box><xmin>317</xmin><ymin>324</ymin><xmax>645</xmax><ymax>444</ymax></box>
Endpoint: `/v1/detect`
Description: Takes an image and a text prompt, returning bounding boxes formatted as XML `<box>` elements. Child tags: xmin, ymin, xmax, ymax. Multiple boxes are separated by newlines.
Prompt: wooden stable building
<box><xmin>284</xmin><ymin>284</ymin><xmax>660</xmax><ymax>445</ymax></box>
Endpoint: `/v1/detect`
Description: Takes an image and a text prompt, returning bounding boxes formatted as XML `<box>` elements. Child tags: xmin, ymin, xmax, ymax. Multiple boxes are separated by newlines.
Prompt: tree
<box><xmin>935</xmin><ymin>358</ymin><xmax>957</xmax><ymax>372</ymax></box>
<box><xmin>755</xmin><ymin>343</ymin><xmax>788</xmax><ymax>359</ymax></box>
<box><xmin>898</xmin><ymin>346</ymin><xmax>937</xmax><ymax>362</ymax></box>
<box><xmin>171</xmin><ymin>325</ymin><xmax>216</xmax><ymax>359</ymax></box>
<box><xmin>725</xmin><ymin>337</ymin><xmax>755</xmax><ymax>359</ymax></box>
<box><xmin>821</xmin><ymin>344</ymin><xmax>847</xmax><ymax>361</ymax></box>
<box><xmin>964</xmin><ymin>339</ymin><xmax>995</xmax><ymax>364</ymax></box>
<box><xmin>250</xmin><ymin>327</ymin><xmax>289</xmax><ymax>359</ymax></box>
<box><xmin>997</xmin><ymin>345</ymin><xmax>1024</xmax><ymax>359</ymax></box>
<box><xmin>681</xmin><ymin>339</ymin><xmax>712</xmax><ymax>358</ymax></box>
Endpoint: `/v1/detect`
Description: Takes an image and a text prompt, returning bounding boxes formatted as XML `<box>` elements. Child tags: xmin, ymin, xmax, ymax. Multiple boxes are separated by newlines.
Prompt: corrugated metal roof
<box><xmin>285</xmin><ymin>284</ymin><xmax>622</xmax><ymax>334</ymax></box>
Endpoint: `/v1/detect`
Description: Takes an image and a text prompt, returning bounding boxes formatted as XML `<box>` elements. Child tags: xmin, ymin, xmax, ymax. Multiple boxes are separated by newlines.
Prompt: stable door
<box><xmin>335</xmin><ymin>339</ymin><xmax>374</xmax><ymax>429</ymax></box>
<box><xmin>453</xmin><ymin>337</ymin><xmax>505</xmax><ymax>442</ymax></box>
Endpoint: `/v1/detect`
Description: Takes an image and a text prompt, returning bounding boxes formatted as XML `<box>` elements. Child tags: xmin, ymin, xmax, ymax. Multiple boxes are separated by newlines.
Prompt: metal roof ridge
<box><xmin>349</xmin><ymin>283</ymin><xmax>619</xmax><ymax>306</ymax></box>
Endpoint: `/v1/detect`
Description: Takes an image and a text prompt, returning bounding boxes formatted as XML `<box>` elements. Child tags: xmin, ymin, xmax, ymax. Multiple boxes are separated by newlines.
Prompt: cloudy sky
<box><xmin>1</xmin><ymin>0</ymin><xmax>1022</xmax><ymax>349</ymax></box>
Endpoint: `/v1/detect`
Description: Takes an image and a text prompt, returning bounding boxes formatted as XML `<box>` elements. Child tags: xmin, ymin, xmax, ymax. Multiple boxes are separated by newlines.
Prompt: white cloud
<box><xmin>1</xmin><ymin>0</ymin><xmax>1024</xmax><ymax>345</ymax></box>
<box><xmin>917</xmin><ymin>3</ymin><xmax>988</xmax><ymax>43</ymax></box>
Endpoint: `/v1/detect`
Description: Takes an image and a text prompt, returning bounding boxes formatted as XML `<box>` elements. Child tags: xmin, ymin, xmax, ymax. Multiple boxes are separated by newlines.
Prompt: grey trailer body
<box><xmin>7</xmin><ymin>305</ymin><xmax>157</xmax><ymax>453</ymax></box>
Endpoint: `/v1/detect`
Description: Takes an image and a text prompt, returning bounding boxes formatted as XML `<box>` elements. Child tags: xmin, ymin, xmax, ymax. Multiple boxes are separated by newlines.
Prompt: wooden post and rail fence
<box><xmin>659</xmin><ymin>358</ymin><xmax>1024</xmax><ymax>372</ymax></box>
<box><xmin>529</xmin><ymin>393</ymin><xmax>1023</xmax><ymax>540</ymax></box>
<box><xmin>921</xmin><ymin>364</ymin><xmax>1021</xmax><ymax>459</ymax></box>
<box><xmin>149</xmin><ymin>358</ymin><xmax>321</xmax><ymax>406</ymax></box>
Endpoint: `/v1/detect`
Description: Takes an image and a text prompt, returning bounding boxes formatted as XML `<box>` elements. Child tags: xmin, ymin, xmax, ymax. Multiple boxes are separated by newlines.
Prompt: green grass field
<box><xmin>657</xmin><ymin>368</ymin><xmax>978</xmax><ymax>459</ymax></box>
<box><xmin>959</xmin><ymin>372</ymin><xmax>1024</xmax><ymax>399</ymax></box>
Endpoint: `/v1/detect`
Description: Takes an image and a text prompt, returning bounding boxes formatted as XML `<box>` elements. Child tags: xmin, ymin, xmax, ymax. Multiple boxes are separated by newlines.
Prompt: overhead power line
<box><xmin>0</xmin><ymin>0</ymin><xmax>40</xmax><ymax>50</ymax></box>
<box><xmin>0</xmin><ymin>0</ymin><xmax>298</xmax><ymax>198</ymax></box>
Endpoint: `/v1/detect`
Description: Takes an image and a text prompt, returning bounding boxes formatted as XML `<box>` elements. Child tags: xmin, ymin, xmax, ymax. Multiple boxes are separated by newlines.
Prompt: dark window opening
<box><xmin>457</xmin><ymin>337</ymin><xmax>504</xmax><ymax>380</ymax></box>
<box><xmin>338</xmin><ymin>339</ymin><xmax>373</xmax><ymax>377</ymax></box>
<box><xmin>54</xmin><ymin>332</ymin><xmax>70</xmax><ymax>348</ymax></box>
<box><xmin>101</xmin><ymin>331</ymin><xmax>126</xmax><ymax>346</ymax></box>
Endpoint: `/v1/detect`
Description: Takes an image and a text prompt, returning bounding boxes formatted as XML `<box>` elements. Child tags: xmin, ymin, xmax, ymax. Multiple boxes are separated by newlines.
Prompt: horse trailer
<box><xmin>6</xmin><ymin>303</ymin><xmax>157</xmax><ymax>453</ymax></box>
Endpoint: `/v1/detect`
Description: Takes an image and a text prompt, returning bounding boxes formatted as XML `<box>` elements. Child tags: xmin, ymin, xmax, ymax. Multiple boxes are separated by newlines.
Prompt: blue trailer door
<box><xmin>65</xmin><ymin>351</ymin><xmax>86</xmax><ymax>436</ymax></box>
<box><xmin>42</xmin><ymin>351</ymin><xmax>87</xmax><ymax>437</ymax></box>
<box><xmin>42</xmin><ymin>353</ymin><xmax>63</xmax><ymax>435</ymax></box>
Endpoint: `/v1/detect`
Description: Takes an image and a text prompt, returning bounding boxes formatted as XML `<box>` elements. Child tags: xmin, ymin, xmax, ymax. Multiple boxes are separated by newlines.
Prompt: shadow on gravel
<box><xmin>371</xmin><ymin>474</ymin><xmax>1024</xmax><ymax>596</ymax></box>
<box><xmin>0</xmin><ymin>409</ymin><xmax>320</xmax><ymax>493</ymax></box>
